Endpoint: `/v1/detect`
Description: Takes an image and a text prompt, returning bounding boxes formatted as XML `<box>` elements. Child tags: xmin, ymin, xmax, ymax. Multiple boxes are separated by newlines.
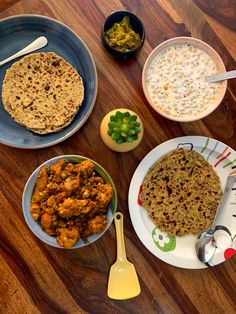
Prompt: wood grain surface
<box><xmin>0</xmin><ymin>0</ymin><xmax>236</xmax><ymax>313</ymax></box>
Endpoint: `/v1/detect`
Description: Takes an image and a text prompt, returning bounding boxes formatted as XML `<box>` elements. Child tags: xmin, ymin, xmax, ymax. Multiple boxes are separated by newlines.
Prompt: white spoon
<box><xmin>0</xmin><ymin>36</ymin><xmax>48</xmax><ymax>67</ymax></box>
<box><xmin>206</xmin><ymin>70</ymin><xmax>236</xmax><ymax>83</ymax></box>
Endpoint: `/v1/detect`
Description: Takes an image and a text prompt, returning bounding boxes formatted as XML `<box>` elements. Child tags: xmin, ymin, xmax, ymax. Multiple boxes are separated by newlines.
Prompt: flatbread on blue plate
<box><xmin>2</xmin><ymin>52</ymin><xmax>84</xmax><ymax>134</ymax></box>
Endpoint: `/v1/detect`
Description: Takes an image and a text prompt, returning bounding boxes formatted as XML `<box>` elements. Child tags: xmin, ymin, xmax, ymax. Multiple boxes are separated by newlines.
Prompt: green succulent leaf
<box><xmin>123</xmin><ymin>112</ymin><xmax>130</xmax><ymax>117</ymax></box>
<box><xmin>123</xmin><ymin>117</ymin><xmax>130</xmax><ymax>124</ymax></box>
<box><xmin>107</xmin><ymin>129</ymin><xmax>113</xmax><ymax>136</ymax></box>
<box><xmin>130</xmin><ymin>115</ymin><xmax>137</xmax><ymax>121</ymax></box>
<box><xmin>108</xmin><ymin>121</ymin><xmax>116</xmax><ymax>128</ymax></box>
<box><xmin>117</xmin><ymin>137</ymin><xmax>125</xmax><ymax>144</ymax></box>
<box><xmin>107</xmin><ymin>111</ymin><xmax>141</xmax><ymax>144</ymax></box>
<box><xmin>134</xmin><ymin>127</ymin><xmax>141</xmax><ymax>134</ymax></box>
<box><xmin>127</xmin><ymin>129</ymin><xmax>135</xmax><ymax>136</ymax></box>
<box><xmin>120</xmin><ymin>124</ymin><xmax>128</xmax><ymax>131</ymax></box>
<box><xmin>112</xmin><ymin>132</ymin><xmax>121</xmax><ymax>140</ymax></box>
<box><xmin>115</xmin><ymin>111</ymin><xmax>124</xmax><ymax>119</ymax></box>
<box><xmin>127</xmin><ymin>135</ymin><xmax>135</xmax><ymax>142</ymax></box>
<box><xmin>115</xmin><ymin>118</ymin><xmax>122</xmax><ymax>126</ymax></box>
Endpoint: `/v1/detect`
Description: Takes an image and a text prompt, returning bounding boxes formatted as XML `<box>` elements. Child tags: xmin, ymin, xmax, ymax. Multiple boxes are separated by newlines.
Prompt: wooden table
<box><xmin>0</xmin><ymin>1</ymin><xmax>236</xmax><ymax>313</ymax></box>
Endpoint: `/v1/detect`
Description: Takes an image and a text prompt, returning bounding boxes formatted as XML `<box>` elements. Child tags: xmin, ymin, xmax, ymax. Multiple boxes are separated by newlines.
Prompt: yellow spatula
<box><xmin>107</xmin><ymin>212</ymin><xmax>141</xmax><ymax>300</ymax></box>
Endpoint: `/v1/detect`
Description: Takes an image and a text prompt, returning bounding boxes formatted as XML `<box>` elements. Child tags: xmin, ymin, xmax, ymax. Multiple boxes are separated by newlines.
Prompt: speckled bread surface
<box><xmin>140</xmin><ymin>149</ymin><xmax>222</xmax><ymax>236</ymax></box>
<box><xmin>2</xmin><ymin>52</ymin><xmax>84</xmax><ymax>134</ymax></box>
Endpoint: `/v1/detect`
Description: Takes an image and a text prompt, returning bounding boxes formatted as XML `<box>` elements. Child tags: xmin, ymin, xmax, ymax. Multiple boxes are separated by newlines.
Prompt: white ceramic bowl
<box><xmin>142</xmin><ymin>37</ymin><xmax>227</xmax><ymax>122</ymax></box>
<box><xmin>22</xmin><ymin>155</ymin><xmax>117</xmax><ymax>249</ymax></box>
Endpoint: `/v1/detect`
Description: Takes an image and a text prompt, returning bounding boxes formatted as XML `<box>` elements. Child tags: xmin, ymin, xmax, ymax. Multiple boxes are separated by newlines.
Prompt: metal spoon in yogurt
<box><xmin>0</xmin><ymin>36</ymin><xmax>48</xmax><ymax>67</ymax></box>
<box><xmin>206</xmin><ymin>70</ymin><xmax>236</xmax><ymax>83</ymax></box>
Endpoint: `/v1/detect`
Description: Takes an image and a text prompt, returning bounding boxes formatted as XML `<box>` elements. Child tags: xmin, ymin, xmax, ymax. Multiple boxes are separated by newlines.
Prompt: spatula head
<box><xmin>107</xmin><ymin>260</ymin><xmax>141</xmax><ymax>300</ymax></box>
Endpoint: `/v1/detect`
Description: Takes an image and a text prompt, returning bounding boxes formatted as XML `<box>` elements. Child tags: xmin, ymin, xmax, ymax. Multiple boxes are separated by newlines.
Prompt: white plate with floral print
<box><xmin>128</xmin><ymin>136</ymin><xmax>236</xmax><ymax>269</ymax></box>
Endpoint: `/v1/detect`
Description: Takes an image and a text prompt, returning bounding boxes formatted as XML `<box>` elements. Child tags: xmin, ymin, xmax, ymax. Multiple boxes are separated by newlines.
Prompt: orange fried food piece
<box><xmin>56</xmin><ymin>226</ymin><xmax>80</xmax><ymax>248</ymax></box>
<box><xmin>54</xmin><ymin>192</ymin><xmax>67</xmax><ymax>204</ymax></box>
<box><xmin>44</xmin><ymin>195</ymin><xmax>58</xmax><ymax>214</ymax></box>
<box><xmin>40</xmin><ymin>213</ymin><xmax>57</xmax><ymax>235</ymax></box>
<box><xmin>80</xmin><ymin>200</ymin><xmax>97</xmax><ymax>214</ymax></box>
<box><xmin>64</xmin><ymin>162</ymin><xmax>76</xmax><ymax>175</ymax></box>
<box><xmin>63</xmin><ymin>176</ymin><xmax>80</xmax><ymax>193</ymax></box>
<box><xmin>32</xmin><ymin>167</ymin><xmax>48</xmax><ymax>203</ymax></box>
<box><xmin>58</xmin><ymin>198</ymin><xmax>89</xmax><ymax>218</ymax></box>
<box><xmin>87</xmin><ymin>215</ymin><xmax>107</xmax><ymax>234</ymax></box>
<box><xmin>44</xmin><ymin>182</ymin><xmax>61</xmax><ymax>195</ymax></box>
<box><xmin>30</xmin><ymin>203</ymin><xmax>42</xmax><ymax>221</ymax></box>
<box><xmin>96</xmin><ymin>184</ymin><xmax>113</xmax><ymax>208</ymax></box>
<box><xmin>49</xmin><ymin>159</ymin><xmax>66</xmax><ymax>184</ymax></box>
<box><xmin>49</xmin><ymin>159</ymin><xmax>65</xmax><ymax>175</ymax></box>
<box><xmin>87</xmin><ymin>176</ymin><xmax>104</xmax><ymax>186</ymax></box>
<box><xmin>75</xmin><ymin>160</ymin><xmax>94</xmax><ymax>177</ymax></box>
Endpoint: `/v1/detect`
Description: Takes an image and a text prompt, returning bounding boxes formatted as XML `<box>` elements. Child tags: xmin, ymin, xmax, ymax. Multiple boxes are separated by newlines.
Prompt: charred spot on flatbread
<box><xmin>2</xmin><ymin>52</ymin><xmax>84</xmax><ymax>134</ymax></box>
<box><xmin>140</xmin><ymin>149</ymin><xmax>222</xmax><ymax>236</ymax></box>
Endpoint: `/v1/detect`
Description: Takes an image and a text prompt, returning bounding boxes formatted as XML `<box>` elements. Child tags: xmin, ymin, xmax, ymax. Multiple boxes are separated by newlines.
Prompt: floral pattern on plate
<box><xmin>152</xmin><ymin>228</ymin><xmax>176</xmax><ymax>252</ymax></box>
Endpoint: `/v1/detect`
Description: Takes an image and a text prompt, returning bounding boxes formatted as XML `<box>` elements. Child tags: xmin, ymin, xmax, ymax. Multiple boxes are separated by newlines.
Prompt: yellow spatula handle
<box><xmin>114</xmin><ymin>212</ymin><xmax>127</xmax><ymax>261</ymax></box>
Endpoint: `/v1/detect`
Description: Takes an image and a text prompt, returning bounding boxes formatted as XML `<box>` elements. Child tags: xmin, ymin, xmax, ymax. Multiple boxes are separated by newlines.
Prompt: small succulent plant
<box><xmin>107</xmin><ymin>111</ymin><xmax>141</xmax><ymax>144</ymax></box>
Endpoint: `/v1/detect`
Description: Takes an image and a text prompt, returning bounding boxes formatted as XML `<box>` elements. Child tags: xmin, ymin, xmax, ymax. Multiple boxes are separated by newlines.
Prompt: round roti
<box><xmin>2</xmin><ymin>52</ymin><xmax>84</xmax><ymax>134</ymax></box>
<box><xmin>140</xmin><ymin>149</ymin><xmax>222</xmax><ymax>236</ymax></box>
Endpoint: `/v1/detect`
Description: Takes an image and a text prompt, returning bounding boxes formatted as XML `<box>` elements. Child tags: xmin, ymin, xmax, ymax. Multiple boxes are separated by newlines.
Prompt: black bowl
<box><xmin>101</xmin><ymin>10</ymin><xmax>145</xmax><ymax>59</ymax></box>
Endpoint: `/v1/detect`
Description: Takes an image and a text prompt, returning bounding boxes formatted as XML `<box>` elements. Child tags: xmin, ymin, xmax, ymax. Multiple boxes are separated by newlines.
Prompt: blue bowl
<box><xmin>102</xmin><ymin>10</ymin><xmax>145</xmax><ymax>59</ymax></box>
<box><xmin>22</xmin><ymin>155</ymin><xmax>117</xmax><ymax>249</ymax></box>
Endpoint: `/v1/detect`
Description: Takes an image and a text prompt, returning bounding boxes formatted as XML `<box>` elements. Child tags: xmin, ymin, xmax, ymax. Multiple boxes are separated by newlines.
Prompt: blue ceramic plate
<box><xmin>22</xmin><ymin>155</ymin><xmax>117</xmax><ymax>248</ymax></box>
<box><xmin>0</xmin><ymin>15</ymin><xmax>97</xmax><ymax>148</ymax></box>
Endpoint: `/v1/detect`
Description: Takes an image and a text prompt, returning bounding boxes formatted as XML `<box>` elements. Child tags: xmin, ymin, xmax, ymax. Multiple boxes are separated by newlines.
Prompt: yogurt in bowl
<box><xmin>142</xmin><ymin>37</ymin><xmax>227</xmax><ymax>122</ymax></box>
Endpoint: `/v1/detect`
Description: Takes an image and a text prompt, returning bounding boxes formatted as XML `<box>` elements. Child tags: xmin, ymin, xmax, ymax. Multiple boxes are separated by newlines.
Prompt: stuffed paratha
<box><xmin>2</xmin><ymin>52</ymin><xmax>84</xmax><ymax>134</ymax></box>
<box><xmin>140</xmin><ymin>149</ymin><xmax>222</xmax><ymax>236</ymax></box>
